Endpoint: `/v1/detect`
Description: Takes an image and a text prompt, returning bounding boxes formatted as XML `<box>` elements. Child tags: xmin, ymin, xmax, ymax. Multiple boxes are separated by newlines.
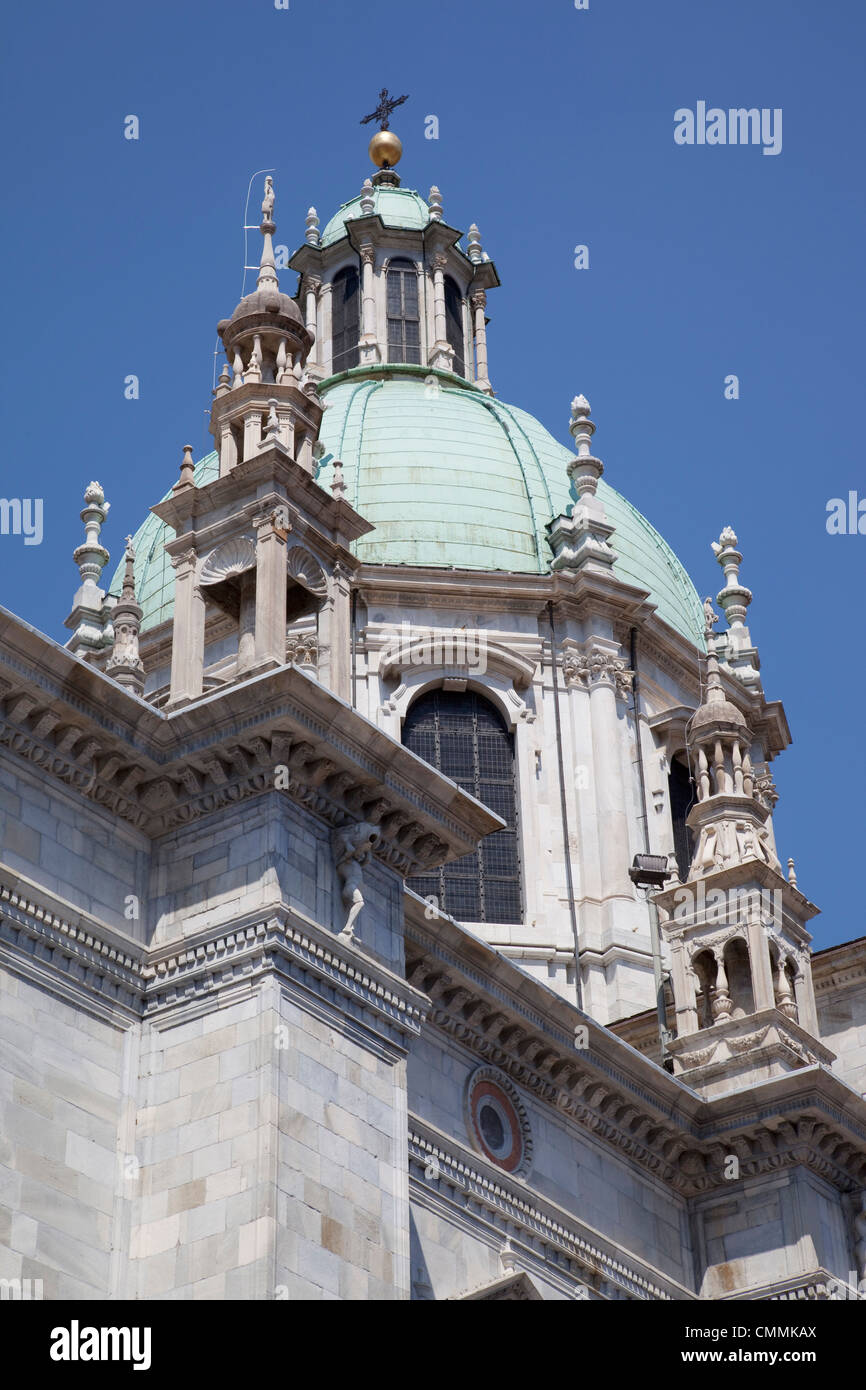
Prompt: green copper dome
<box><xmin>109</xmin><ymin>366</ymin><xmax>704</xmax><ymax>646</ymax></box>
<box><xmin>320</xmin><ymin>186</ymin><xmax>431</xmax><ymax>247</ymax></box>
<box><xmin>314</xmin><ymin>368</ymin><xmax>704</xmax><ymax>643</ymax></box>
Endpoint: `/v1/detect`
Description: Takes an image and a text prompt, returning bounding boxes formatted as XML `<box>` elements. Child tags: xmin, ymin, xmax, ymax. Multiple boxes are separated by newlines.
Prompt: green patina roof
<box><xmin>109</xmin><ymin>367</ymin><xmax>704</xmax><ymax>646</ymax></box>
<box><xmin>320</xmin><ymin>186</ymin><xmax>431</xmax><ymax>247</ymax></box>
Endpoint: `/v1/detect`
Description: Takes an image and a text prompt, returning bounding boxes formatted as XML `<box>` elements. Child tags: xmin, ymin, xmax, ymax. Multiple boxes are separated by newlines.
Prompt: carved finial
<box><xmin>428</xmin><ymin>186</ymin><xmax>443</xmax><ymax>222</ymax></box>
<box><xmin>787</xmin><ymin>857</ymin><xmax>798</xmax><ymax>887</ymax></box>
<box><xmin>360</xmin><ymin>179</ymin><xmax>375</xmax><ymax>216</ymax></box>
<box><xmin>547</xmin><ymin>394</ymin><xmax>615</xmax><ymax>576</ymax></box>
<box><xmin>257</xmin><ymin>176</ymin><xmax>279</xmax><ymax>292</ymax></box>
<box><xmin>305</xmin><ymin>207</ymin><xmax>320</xmax><ymax>247</ymax></box>
<box><xmin>173</xmin><ymin>444</ymin><xmax>196</xmax><ymax>493</ymax></box>
<box><xmin>467</xmin><ymin>223</ymin><xmax>483</xmax><ymax>264</ymax></box>
<box><xmin>78</xmin><ymin>482</ymin><xmax>109</xmax><ymax>560</ymax></box>
<box><xmin>330</xmin><ymin>459</ymin><xmax>347</xmax><ymax>501</ymax></box>
<box><xmin>567</xmin><ymin>395</ymin><xmax>603</xmax><ymax>499</ymax></box>
<box><xmin>711</xmin><ymin>525</ymin><xmax>753</xmax><ymax>634</ymax></box>
<box><xmin>216</xmin><ymin>361</ymin><xmax>231</xmax><ymax>398</ymax></box>
<box><xmin>66</xmin><ymin>482</ymin><xmax>112</xmax><ymax>654</ymax></box>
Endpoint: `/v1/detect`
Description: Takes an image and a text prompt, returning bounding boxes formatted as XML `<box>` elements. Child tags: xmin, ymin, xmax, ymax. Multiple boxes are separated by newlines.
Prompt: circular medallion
<box><xmin>465</xmin><ymin>1067</ymin><xmax>532</xmax><ymax>1176</ymax></box>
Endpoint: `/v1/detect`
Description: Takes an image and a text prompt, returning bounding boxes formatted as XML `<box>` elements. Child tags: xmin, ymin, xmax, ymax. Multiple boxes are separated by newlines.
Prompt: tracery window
<box><xmin>386</xmin><ymin>259</ymin><xmax>421</xmax><ymax>364</ymax></box>
<box><xmin>403</xmin><ymin>689</ymin><xmax>521</xmax><ymax>922</ymax></box>
<box><xmin>444</xmin><ymin>276</ymin><xmax>465</xmax><ymax>376</ymax></box>
<box><xmin>331</xmin><ymin>266</ymin><xmax>360</xmax><ymax>374</ymax></box>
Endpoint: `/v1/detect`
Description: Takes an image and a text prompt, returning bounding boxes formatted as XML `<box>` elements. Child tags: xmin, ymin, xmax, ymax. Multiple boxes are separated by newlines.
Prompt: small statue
<box><xmin>703</xmin><ymin>596</ymin><xmax>718</xmax><ymax>635</ymax></box>
<box><xmin>333</xmin><ymin>821</ymin><xmax>380</xmax><ymax>942</ymax></box>
<box><xmin>261</xmin><ymin>176</ymin><xmax>275</xmax><ymax>221</ymax></box>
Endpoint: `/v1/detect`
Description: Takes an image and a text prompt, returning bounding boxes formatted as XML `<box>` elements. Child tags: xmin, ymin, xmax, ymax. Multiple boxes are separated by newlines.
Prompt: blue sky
<box><xmin>1</xmin><ymin>0</ymin><xmax>863</xmax><ymax>949</ymax></box>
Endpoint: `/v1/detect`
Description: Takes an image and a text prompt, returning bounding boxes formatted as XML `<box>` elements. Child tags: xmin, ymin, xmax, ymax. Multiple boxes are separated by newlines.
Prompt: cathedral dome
<box><xmin>321</xmin><ymin>186</ymin><xmax>431</xmax><ymax>246</ymax></box>
<box><xmin>109</xmin><ymin>363</ymin><xmax>705</xmax><ymax>645</ymax></box>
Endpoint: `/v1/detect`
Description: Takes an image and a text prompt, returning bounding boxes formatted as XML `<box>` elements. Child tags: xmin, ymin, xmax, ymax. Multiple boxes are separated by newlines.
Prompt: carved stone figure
<box><xmin>332</xmin><ymin>821</ymin><xmax>380</xmax><ymax>942</ymax></box>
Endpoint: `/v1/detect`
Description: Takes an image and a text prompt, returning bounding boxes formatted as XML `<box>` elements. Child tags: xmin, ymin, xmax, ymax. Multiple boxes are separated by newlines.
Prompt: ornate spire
<box><xmin>257</xmin><ymin>175</ymin><xmax>279</xmax><ymax>293</ymax></box>
<box><xmin>360</xmin><ymin>179</ymin><xmax>375</xmax><ymax>216</ymax></box>
<box><xmin>106</xmin><ymin>537</ymin><xmax>145</xmax><ymax>696</ymax></box>
<box><xmin>65</xmin><ymin>482</ymin><xmax>112</xmax><ymax>655</ymax></box>
<box><xmin>467</xmin><ymin>223</ymin><xmax>483</xmax><ymax>264</ymax></box>
<box><xmin>428</xmin><ymin>186</ymin><xmax>443</xmax><ymax>222</ymax></box>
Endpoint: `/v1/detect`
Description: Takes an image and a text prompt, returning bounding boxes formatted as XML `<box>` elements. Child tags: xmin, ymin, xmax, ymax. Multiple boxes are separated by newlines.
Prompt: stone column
<box><xmin>471</xmin><ymin>290</ymin><xmax>492</xmax><ymax>393</ymax></box>
<box><xmin>253</xmin><ymin>510</ymin><xmax>287</xmax><ymax>670</ymax></box>
<box><xmin>236</xmin><ymin>569</ymin><xmax>256</xmax><ymax>675</ymax></box>
<box><xmin>219</xmin><ymin>423</ymin><xmax>237</xmax><ymax>478</ymax></box>
<box><xmin>304</xmin><ymin>276</ymin><xmax>322</xmax><ymax>380</ymax></box>
<box><xmin>671</xmin><ymin>941</ymin><xmax>699</xmax><ymax>1036</ymax></box>
<box><xmin>319</xmin><ymin>281</ymin><xmax>333</xmax><ymax>376</ymax></box>
<box><xmin>416</xmin><ymin>263</ymin><xmax>428</xmax><ymax>361</ymax></box>
<box><xmin>747</xmin><ymin>921</ymin><xmax>776</xmax><ymax>1012</ymax></box>
<box><xmin>320</xmin><ymin>562</ymin><xmax>352</xmax><ymax>702</ymax></box>
<box><xmin>585</xmin><ymin>655</ymin><xmax>633</xmax><ymax>899</ymax></box>
<box><xmin>243</xmin><ymin>407</ymin><xmax>261</xmax><ymax>462</ymax></box>
<box><xmin>429</xmin><ymin>254</ymin><xmax>452</xmax><ymax>370</ymax></box>
<box><xmin>793</xmin><ymin>959</ymin><xmax>820</xmax><ymax>1034</ymax></box>
<box><xmin>359</xmin><ymin>244</ymin><xmax>379</xmax><ymax>365</ymax></box>
<box><xmin>168</xmin><ymin>549</ymin><xmax>205</xmax><ymax>706</ymax></box>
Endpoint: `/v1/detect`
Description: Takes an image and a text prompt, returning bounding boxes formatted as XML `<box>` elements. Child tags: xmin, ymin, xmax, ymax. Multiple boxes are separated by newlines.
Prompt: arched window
<box><xmin>386</xmin><ymin>259</ymin><xmax>421</xmax><ymax>364</ymax></box>
<box><xmin>331</xmin><ymin>267</ymin><xmax>360</xmax><ymax>374</ymax></box>
<box><xmin>403</xmin><ymin>689</ymin><xmax>521</xmax><ymax>923</ymax></box>
<box><xmin>669</xmin><ymin>754</ymin><xmax>695</xmax><ymax>882</ymax></box>
<box><xmin>444</xmin><ymin>277</ymin><xmax>465</xmax><ymax>376</ymax></box>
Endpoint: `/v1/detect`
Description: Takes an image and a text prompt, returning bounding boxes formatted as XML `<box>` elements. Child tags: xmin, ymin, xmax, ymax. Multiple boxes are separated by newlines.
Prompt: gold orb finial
<box><xmin>368</xmin><ymin>129</ymin><xmax>402</xmax><ymax>169</ymax></box>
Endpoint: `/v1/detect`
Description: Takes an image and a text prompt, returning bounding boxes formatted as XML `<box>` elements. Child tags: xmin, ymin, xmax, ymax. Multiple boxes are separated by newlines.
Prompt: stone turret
<box><xmin>211</xmin><ymin>177</ymin><xmax>321</xmax><ymax>477</ymax></box>
<box><xmin>653</xmin><ymin>555</ymin><xmax>832</xmax><ymax>1097</ymax></box>
<box><xmin>150</xmin><ymin>178</ymin><xmax>373</xmax><ymax>711</ymax></box>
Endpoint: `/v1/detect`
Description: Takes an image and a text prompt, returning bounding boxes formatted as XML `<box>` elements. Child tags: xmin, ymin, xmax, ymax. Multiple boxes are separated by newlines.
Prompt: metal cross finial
<box><xmin>360</xmin><ymin>88</ymin><xmax>409</xmax><ymax>131</ymax></box>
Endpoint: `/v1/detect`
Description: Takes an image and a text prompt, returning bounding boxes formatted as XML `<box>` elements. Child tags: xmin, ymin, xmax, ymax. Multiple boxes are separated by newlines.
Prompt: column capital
<box><xmin>562</xmin><ymin>647</ymin><xmax>633</xmax><ymax>699</ymax></box>
<box><xmin>169</xmin><ymin>547</ymin><xmax>198</xmax><ymax>576</ymax></box>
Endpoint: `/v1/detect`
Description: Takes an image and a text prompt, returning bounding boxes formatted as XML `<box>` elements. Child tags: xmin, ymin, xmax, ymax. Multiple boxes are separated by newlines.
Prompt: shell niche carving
<box><xmin>287</xmin><ymin>545</ymin><xmax>327</xmax><ymax>597</ymax></box>
<box><xmin>199</xmin><ymin>536</ymin><xmax>256</xmax><ymax>586</ymax></box>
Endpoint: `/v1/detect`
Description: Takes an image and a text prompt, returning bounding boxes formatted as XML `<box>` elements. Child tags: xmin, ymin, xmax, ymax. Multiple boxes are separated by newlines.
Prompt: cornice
<box><xmin>0</xmin><ymin>871</ymin><xmax>427</xmax><ymax>1048</ymax></box>
<box><xmin>812</xmin><ymin>936</ymin><xmax>866</xmax><ymax>998</ymax></box>
<box><xmin>409</xmin><ymin>1116</ymin><xmax>689</xmax><ymax>1301</ymax></box>
<box><xmin>0</xmin><ymin>617</ymin><xmax>500</xmax><ymax>876</ymax></box>
<box><xmin>406</xmin><ymin>904</ymin><xmax>866</xmax><ymax>1196</ymax></box>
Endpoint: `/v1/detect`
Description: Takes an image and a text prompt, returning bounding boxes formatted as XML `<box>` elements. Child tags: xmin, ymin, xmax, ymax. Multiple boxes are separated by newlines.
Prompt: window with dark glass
<box><xmin>669</xmin><ymin>754</ymin><xmax>696</xmax><ymax>882</ymax></box>
<box><xmin>331</xmin><ymin>266</ymin><xmax>360</xmax><ymax>374</ymax></box>
<box><xmin>444</xmin><ymin>276</ymin><xmax>465</xmax><ymax>376</ymax></box>
<box><xmin>386</xmin><ymin>259</ymin><xmax>421</xmax><ymax>364</ymax></box>
<box><xmin>403</xmin><ymin>689</ymin><xmax>522</xmax><ymax>923</ymax></box>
